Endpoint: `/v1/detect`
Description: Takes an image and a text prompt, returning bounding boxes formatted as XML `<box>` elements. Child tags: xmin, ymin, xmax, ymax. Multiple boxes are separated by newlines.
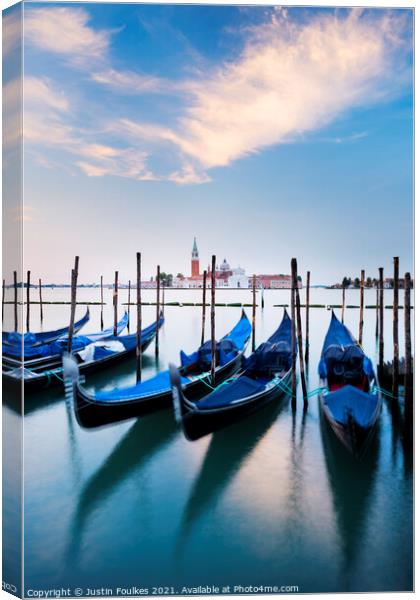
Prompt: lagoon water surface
<box><xmin>4</xmin><ymin>288</ymin><xmax>413</xmax><ymax>594</ymax></box>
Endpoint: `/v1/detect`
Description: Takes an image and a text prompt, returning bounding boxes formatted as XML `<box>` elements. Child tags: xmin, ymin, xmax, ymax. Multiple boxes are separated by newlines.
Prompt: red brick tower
<box><xmin>191</xmin><ymin>237</ymin><xmax>199</xmax><ymax>277</ymax></box>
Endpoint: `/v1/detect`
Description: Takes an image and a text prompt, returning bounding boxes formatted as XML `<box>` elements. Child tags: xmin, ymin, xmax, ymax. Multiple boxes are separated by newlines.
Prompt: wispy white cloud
<box><xmin>3</xmin><ymin>78</ymin><xmax>22</xmax><ymax>151</ymax></box>
<box><xmin>25</xmin><ymin>76</ymin><xmax>70</xmax><ymax>112</ymax></box>
<box><xmin>168</xmin><ymin>163</ymin><xmax>211</xmax><ymax>185</ymax></box>
<box><xmin>166</xmin><ymin>9</ymin><xmax>411</xmax><ymax>169</ymax></box>
<box><xmin>75</xmin><ymin>145</ymin><xmax>155</xmax><ymax>181</ymax></box>
<box><xmin>3</xmin><ymin>7</ymin><xmax>22</xmax><ymax>58</ymax></box>
<box><xmin>23</xmin><ymin>78</ymin><xmax>156</xmax><ymax>182</ymax></box>
<box><xmin>24</xmin><ymin>7</ymin><xmax>111</xmax><ymax>66</ymax></box>
<box><xmin>91</xmin><ymin>68</ymin><xmax>171</xmax><ymax>94</ymax></box>
<box><xmin>330</xmin><ymin>131</ymin><xmax>369</xmax><ymax>144</ymax></box>
<box><xmin>99</xmin><ymin>9</ymin><xmax>411</xmax><ymax>179</ymax></box>
<box><xmin>23</xmin><ymin>7</ymin><xmax>412</xmax><ymax>185</ymax></box>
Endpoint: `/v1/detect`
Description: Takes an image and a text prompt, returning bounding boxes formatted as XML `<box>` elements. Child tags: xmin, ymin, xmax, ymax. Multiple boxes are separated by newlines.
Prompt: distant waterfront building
<box><xmin>191</xmin><ymin>237</ymin><xmax>200</xmax><ymax>278</ymax></box>
<box><xmin>218</xmin><ymin>258</ymin><xmax>233</xmax><ymax>279</ymax></box>
<box><xmin>205</xmin><ymin>258</ymin><xmax>233</xmax><ymax>286</ymax></box>
<box><xmin>228</xmin><ymin>266</ymin><xmax>249</xmax><ymax>288</ymax></box>
<box><xmin>173</xmin><ymin>238</ymin><xmax>209</xmax><ymax>288</ymax></box>
<box><xmin>172</xmin><ymin>240</ymin><xmax>300</xmax><ymax>289</ymax></box>
<box><xmin>254</xmin><ymin>274</ymin><xmax>300</xmax><ymax>289</ymax></box>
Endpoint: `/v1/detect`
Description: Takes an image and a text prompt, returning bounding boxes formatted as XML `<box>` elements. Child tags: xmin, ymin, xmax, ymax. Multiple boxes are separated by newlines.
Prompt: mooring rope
<box><xmin>194</xmin><ymin>373</ymin><xmax>237</xmax><ymax>392</ymax></box>
<box><xmin>193</xmin><ymin>372</ymin><xmax>329</xmax><ymax>399</ymax></box>
<box><xmin>26</xmin><ymin>366</ymin><xmax>64</xmax><ymax>384</ymax></box>
<box><xmin>306</xmin><ymin>386</ymin><xmax>327</xmax><ymax>398</ymax></box>
<box><xmin>372</xmin><ymin>385</ymin><xmax>399</xmax><ymax>401</ymax></box>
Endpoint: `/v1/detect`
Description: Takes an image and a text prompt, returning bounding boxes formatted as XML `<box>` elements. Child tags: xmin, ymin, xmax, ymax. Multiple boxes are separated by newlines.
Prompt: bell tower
<box><xmin>191</xmin><ymin>237</ymin><xmax>199</xmax><ymax>277</ymax></box>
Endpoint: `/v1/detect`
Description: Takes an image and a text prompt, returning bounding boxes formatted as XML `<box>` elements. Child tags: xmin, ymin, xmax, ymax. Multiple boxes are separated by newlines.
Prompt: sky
<box><xmin>4</xmin><ymin>2</ymin><xmax>414</xmax><ymax>284</ymax></box>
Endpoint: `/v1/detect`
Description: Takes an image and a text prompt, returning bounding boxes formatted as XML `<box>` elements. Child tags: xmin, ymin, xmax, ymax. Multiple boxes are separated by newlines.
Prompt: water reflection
<box><xmin>283</xmin><ymin>408</ymin><xmax>308</xmax><ymax>548</ymax></box>
<box><xmin>177</xmin><ymin>396</ymin><xmax>289</xmax><ymax>551</ymax></box>
<box><xmin>382</xmin><ymin>394</ymin><xmax>403</xmax><ymax>464</ymax></box>
<box><xmin>319</xmin><ymin>404</ymin><xmax>379</xmax><ymax>581</ymax></box>
<box><xmin>17</xmin><ymin>289</ymin><xmax>413</xmax><ymax>593</ymax></box>
<box><xmin>9</xmin><ymin>355</ymin><xmax>158</xmax><ymax>418</ymax></box>
<box><xmin>68</xmin><ymin>411</ymin><xmax>178</xmax><ymax>562</ymax></box>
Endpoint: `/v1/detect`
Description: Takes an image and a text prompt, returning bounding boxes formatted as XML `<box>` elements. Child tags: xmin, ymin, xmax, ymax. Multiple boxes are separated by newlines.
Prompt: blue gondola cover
<box><xmin>324</xmin><ymin>385</ymin><xmax>380</xmax><ymax>428</ymax></box>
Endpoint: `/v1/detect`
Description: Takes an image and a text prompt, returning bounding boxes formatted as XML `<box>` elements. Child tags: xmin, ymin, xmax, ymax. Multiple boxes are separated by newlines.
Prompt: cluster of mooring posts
<box><xmin>64</xmin><ymin>253</ymin><xmax>165</xmax><ymax>383</ymax></box>
<box><xmin>3</xmin><ymin>256</ymin><xmax>413</xmax><ymax>427</ymax></box>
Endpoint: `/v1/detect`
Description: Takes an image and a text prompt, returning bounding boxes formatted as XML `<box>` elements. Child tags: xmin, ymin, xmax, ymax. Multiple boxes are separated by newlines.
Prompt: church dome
<box><xmin>220</xmin><ymin>258</ymin><xmax>230</xmax><ymax>271</ymax></box>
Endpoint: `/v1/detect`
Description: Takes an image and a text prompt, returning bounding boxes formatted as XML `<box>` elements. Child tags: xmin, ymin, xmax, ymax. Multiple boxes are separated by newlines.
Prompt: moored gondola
<box><xmin>2</xmin><ymin>308</ymin><xmax>90</xmax><ymax>347</ymax></box>
<box><xmin>318</xmin><ymin>311</ymin><xmax>382</xmax><ymax>458</ymax></box>
<box><xmin>64</xmin><ymin>310</ymin><xmax>251</xmax><ymax>429</ymax></box>
<box><xmin>170</xmin><ymin>309</ymin><xmax>293</xmax><ymax>441</ymax></box>
<box><xmin>3</xmin><ymin>312</ymin><xmax>129</xmax><ymax>361</ymax></box>
<box><xmin>3</xmin><ymin>312</ymin><xmax>130</xmax><ymax>393</ymax></box>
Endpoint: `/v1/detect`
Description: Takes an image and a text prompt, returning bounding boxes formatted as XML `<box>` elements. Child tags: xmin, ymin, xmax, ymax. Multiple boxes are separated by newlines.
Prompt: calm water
<box><xmin>3</xmin><ymin>288</ymin><xmax>413</xmax><ymax>594</ymax></box>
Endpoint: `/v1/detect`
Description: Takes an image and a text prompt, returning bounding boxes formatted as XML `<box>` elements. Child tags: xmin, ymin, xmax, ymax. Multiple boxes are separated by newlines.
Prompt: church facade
<box><xmin>172</xmin><ymin>239</ymin><xmax>299</xmax><ymax>289</ymax></box>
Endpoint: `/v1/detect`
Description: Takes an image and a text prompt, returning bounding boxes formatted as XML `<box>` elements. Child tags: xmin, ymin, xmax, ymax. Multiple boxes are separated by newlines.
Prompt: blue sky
<box><xmin>12</xmin><ymin>3</ymin><xmax>413</xmax><ymax>283</ymax></box>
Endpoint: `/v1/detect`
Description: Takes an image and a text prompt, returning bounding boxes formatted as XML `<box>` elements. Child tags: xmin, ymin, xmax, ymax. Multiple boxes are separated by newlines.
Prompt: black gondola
<box><xmin>318</xmin><ymin>311</ymin><xmax>382</xmax><ymax>457</ymax></box>
<box><xmin>64</xmin><ymin>310</ymin><xmax>251</xmax><ymax>429</ymax></box>
<box><xmin>3</xmin><ymin>313</ymin><xmax>160</xmax><ymax>394</ymax></box>
<box><xmin>2</xmin><ymin>312</ymin><xmax>129</xmax><ymax>364</ymax></box>
<box><xmin>171</xmin><ymin>309</ymin><xmax>293</xmax><ymax>441</ymax></box>
<box><xmin>2</xmin><ymin>307</ymin><xmax>90</xmax><ymax>347</ymax></box>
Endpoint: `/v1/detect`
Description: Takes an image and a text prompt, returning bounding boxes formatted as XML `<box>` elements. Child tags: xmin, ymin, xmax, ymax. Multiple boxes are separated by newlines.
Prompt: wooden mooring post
<box><xmin>26</xmin><ymin>270</ymin><xmax>31</xmax><ymax>332</ymax></box>
<box><xmin>404</xmin><ymin>272</ymin><xmax>412</xmax><ymax>418</ymax></box>
<box><xmin>305</xmin><ymin>271</ymin><xmax>310</xmax><ymax>364</ymax></box>
<box><xmin>211</xmin><ymin>255</ymin><xmax>216</xmax><ymax>386</ymax></box>
<box><xmin>39</xmin><ymin>278</ymin><xmax>44</xmax><ymax>323</ymax></box>
<box><xmin>2</xmin><ymin>278</ymin><xmax>5</xmax><ymax>323</ymax></box>
<box><xmin>127</xmin><ymin>280</ymin><xmax>131</xmax><ymax>332</ymax></box>
<box><xmin>392</xmin><ymin>257</ymin><xmax>399</xmax><ymax>399</ymax></box>
<box><xmin>67</xmin><ymin>256</ymin><xmax>79</xmax><ymax>353</ymax></box>
<box><xmin>378</xmin><ymin>267</ymin><xmax>384</xmax><ymax>372</ymax></box>
<box><xmin>358</xmin><ymin>269</ymin><xmax>365</xmax><ymax>345</ymax></box>
<box><xmin>292</xmin><ymin>259</ymin><xmax>308</xmax><ymax>406</ymax></box>
<box><xmin>136</xmin><ymin>252</ymin><xmax>142</xmax><ymax>383</ymax></box>
<box><xmin>375</xmin><ymin>283</ymin><xmax>379</xmax><ymax>339</ymax></box>
<box><xmin>201</xmin><ymin>270</ymin><xmax>207</xmax><ymax>345</ymax></box>
<box><xmin>290</xmin><ymin>260</ymin><xmax>297</xmax><ymax>409</ymax></box>
<box><xmin>113</xmin><ymin>271</ymin><xmax>119</xmax><ymax>336</ymax></box>
<box><xmin>252</xmin><ymin>274</ymin><xmax>257</xmax><ymax>352</ymax></box>
<box><xmin>100</xmin><ymin>275</ymin><xmax>104</xmax><ymax>331</ymax></box>
<box><xmin>261</xmin><ymin>283</ymin><xmax>265</xmax><ymax>309</ymax></box>
<box><xmin>13</xmin><ymin>270</ymin><xmax>18</xmax><ymax>331</ymax></box>
<box><xmin>155</xmin><ymin>265</ymin><xmax>161</xmax><ymax>358</ymax></box>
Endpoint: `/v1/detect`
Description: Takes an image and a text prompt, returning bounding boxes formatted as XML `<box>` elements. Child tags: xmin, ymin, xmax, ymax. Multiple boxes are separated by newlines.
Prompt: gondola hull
<box><xmin>317</xmin><ymin>312</ymin><xmax>382</xmax><ymax>458</ymax></box>
<box><xmin>66</xmin><ymin>310</ymin><xmax>252</xmax><ymax>428</ymax></box>
<box><xmin>73</xmin><ymin>351</ymin><xmax>243</xmax><ymax>429</ymax></box>
<box><xmin>3</xmin><ymin>335</ymin><xmax>156</xmax><ymax>395</ymax></box>
<box><xmin>2</xmin><ymin>308</ymin><xmax>90</xmax><ymax>348</ymax></box>
<box><xmin>3</xmin><ymin>316</ymin><xmax>161</xmax><ymax>395</ymax></box>
<box><xmin>319</xmin><ymin>380</ymin><xmax>382</xmax><ymax>458</ymax></box>
<box><xmin>173</xmin><ymin>369</ymin><xmax>292</xmax><ymax>441</ymax></box>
